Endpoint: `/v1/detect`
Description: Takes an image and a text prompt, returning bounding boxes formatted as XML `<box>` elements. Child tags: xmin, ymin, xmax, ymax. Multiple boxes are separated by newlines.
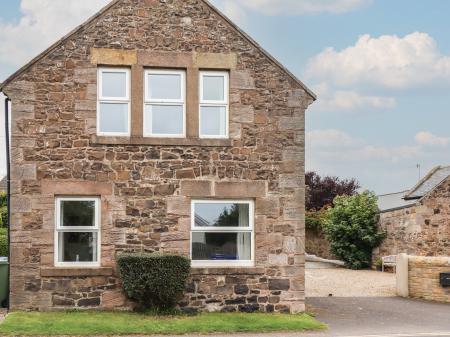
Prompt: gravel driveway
<box><xmin>306</xmin><ymin>266</ymin><xmax>396</xmax><ymax>297</ymax></box>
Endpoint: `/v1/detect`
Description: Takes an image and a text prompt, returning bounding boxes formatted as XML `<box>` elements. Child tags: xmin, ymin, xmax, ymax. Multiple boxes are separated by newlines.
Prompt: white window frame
<box><xmin>54</xmin><ymin>197</ymin><xmax>101</xmax><ymax>268</ymax></box>
<box><xmin>190</xmin><ymin>199</ymin><xmax>254</xmax><ymax>268</ymax></box>
<box><xmin>143</xmin><ymin>69</ymin><xmax>186</xmax><ymax>138</ymax></box>
<box><xmin>199</xmin><ymin>71</ymin><xmax>229</xmax><ymax>139</ymax></box>
<box><xmin>97</xmin><ymin>67</ymin><xmax>131</xmax><ymax>137</ymax></box>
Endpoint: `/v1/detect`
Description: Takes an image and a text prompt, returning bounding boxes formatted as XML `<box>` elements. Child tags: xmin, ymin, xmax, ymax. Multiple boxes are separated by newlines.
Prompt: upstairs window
<box><xmin>97</xmin><ymin>67</ymin><xmax>130</xmax><ymax>136</ymax></box>
<box><xmin>55</xmin><ymin>197</ymin><xmax>100</xmax><ymax>267</ymax></box>
<box><xmin>191</xmin><ymin>200</ymin><xmax>254</xmax><ymax>267</ymax></box>
<box><xmin>144</xmin><ymin>69</ymin><xmax>186</xmax><ymax>138</ymax></box>
<box><xmin>199</xmin><ymin>71</ymin><xmax>229</xmax><ymax>139</ymax></box>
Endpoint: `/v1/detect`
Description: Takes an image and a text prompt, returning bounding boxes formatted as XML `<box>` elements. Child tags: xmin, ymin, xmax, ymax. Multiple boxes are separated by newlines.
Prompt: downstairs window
<box><xmin>55</xmin><ymin>197</ymin><xmax>100</xmax><ymax>267</ymax></box>
<box><xmin>191</xmin><ymin>200</ymin><xmax>254</xmax><ymax>267</ymax></box>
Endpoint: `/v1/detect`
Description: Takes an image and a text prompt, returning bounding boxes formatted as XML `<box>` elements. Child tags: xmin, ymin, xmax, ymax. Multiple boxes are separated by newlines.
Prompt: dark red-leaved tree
<box><xmin>306</xmin><ymin>171</ymin><xmax>360</xmax><ymax>211</ymax></box>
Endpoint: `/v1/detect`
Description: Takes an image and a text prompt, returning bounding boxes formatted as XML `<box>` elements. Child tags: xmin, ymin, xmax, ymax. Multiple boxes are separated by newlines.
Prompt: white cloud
<box><xmin>0</xmin><ymin>0</ymin><xmax>110</xmax><ymax>80</ymax></box>
<box><xmin>225</xmin><ymin>0</ymin><xmax>372</xmax><ymax>16</ymax></box>
<box><xmin>221</xmin><ymin>1</ymin><xmax>248</xmax><ymax>24</ymax></box>
<box><xmin>305</xmin><ymin>32</ymin><xmax>450</xmax><ymax>89</ymax></box>
<box><xmin>311</xmin><ymin>83</ymin><xmax>395</xmax><ymax>112</ymax></box>
<box><xmin>307</xmin><ymin>129</ymin><xmax>360</xmax><ymax>148</ymax></box>
<box><xmin>415</xmin><ymin>131</ymin><xmax>450</xmax><ymax>147</ymax></box>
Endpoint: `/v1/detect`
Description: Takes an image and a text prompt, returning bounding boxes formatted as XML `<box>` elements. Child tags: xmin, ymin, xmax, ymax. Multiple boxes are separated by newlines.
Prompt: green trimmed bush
<box><xmin>0</xmin><ymin>228</ymin><xmax>7</xmax><ymax>257</ymax></box>
<box><xmin>117</xmin><ymin>253</ymin><xmax>191</xmax><ymax>311</ymax></box>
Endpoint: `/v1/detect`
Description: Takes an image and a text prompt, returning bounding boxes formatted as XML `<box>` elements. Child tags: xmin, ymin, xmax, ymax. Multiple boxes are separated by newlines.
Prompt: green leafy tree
<box><xmin>323</xmin><ymin>191</ymin><xmax>385</xmax><ymax>269</ymax></box>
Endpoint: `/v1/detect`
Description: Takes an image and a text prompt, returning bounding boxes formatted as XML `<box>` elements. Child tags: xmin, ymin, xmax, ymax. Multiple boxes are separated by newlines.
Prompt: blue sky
<box><xmin>1</xmin><ymin>0</ymin><xmax>449</xmax><ymax>194</ymax></box>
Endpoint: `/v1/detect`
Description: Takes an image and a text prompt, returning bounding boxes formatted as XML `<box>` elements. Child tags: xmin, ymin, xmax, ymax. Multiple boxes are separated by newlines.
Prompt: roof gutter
<box><xmin>3</xmin><ymin>95</ymin><xmax>11</xmax><ymax>310</ymax></box>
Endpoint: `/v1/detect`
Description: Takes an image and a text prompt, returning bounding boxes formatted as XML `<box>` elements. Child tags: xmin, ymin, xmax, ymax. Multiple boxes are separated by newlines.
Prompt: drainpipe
<box><xmin>3</xmin><ymin>96</ymin><xmax>11</xmax><ymax>310</ymax></box>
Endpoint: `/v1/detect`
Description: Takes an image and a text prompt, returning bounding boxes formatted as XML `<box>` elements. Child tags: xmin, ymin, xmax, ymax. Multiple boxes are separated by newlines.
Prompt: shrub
<box><xmin>0</xmin><ymin>192</ymin><xmax>7</xmax><ymax>228</ymax></box>
<box><xmin>323</xmin><ymin>191</ymin><xmax>385</xmax><ymax>269</ymax></box>
<box><xmin>305</xmin><ymin>208</ymin><xmax>328</xmax><ymax>232</ymax></box>
<box><xmin>117</xmin><ymin>253</ymin><xmax>191</xmax><ymax>311</ymax></box>
<box><xmin>0</xmin><ymin>228</ymin><xmax>7</xmax><ymax>257</ymax></box>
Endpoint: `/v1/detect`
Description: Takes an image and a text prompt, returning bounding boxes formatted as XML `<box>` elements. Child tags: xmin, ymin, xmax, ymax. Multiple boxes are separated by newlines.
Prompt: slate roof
<box><xmin>404</xmin><ymin>166</ymin><xmax>450</xmax><ymax>200</ymax></box>
<box><xmin>377</xmin><ymin>191</ymin><xmax>416</xmax><ymax>213</ymax></box>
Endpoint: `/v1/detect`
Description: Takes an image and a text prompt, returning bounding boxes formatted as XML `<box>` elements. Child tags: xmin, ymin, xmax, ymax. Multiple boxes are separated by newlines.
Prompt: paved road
<box><xmin>306</xmin><ymin>297</ymin><xmax>450</xmax><ymax>337</ymax></box>
<box><xmin>161</xmin><ymin>297</ymin><xmax>450</xmax><ymax>337</ymax></box>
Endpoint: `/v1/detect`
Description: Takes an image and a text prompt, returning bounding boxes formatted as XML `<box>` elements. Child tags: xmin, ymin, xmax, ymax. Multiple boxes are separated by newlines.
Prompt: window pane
<box><xmin>192</xmin><ymin>232</ymin><xmax>251</xmax><ymax>261</ymax></box>
<box><xmin>58</xmin><ymin>232</ymin><xmax>97</xmax><ymax>263</ymax></box>
<box><xmin>99</xmin><ymin>103</ymin><xmax>128</xmax><ymax>134</ymax></box>
<box><xmin>61</xmin><ymin>200</ymin><xmax>96</xmax><ymax>227</ymax></box>
<box><xmin>101</xmin><ymin>71</ymin><xmax>127</xmax><ymax>98</ymax></box>
<box><xmin>148</xmin><ymin>73</ymin><xmax>182</xmax><ymax>100</ymax></box>
<box><xmin>200</xmin><ymin>106</ymin><xmax>226</xmax><ymax>136</ymax></box>
<box><xmin>194</xmin><ymin>203</ymin><xmax>249</xmax><ymax>228</ymax></box>
<box><xmin>203</xmin><ymin>75</ymin><xmax>225</xmax><ymax>101</ymax></box>
<box><xmin>144</xmin><ymin>104</ymin><xmax>183</xmax><ymax>135</ymax></box>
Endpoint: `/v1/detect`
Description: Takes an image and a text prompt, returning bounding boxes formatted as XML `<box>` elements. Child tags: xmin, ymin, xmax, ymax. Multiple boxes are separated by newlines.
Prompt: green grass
<box><xmin>0</xmin><ymin>311</ymin><xmax>326</xmax><ymax>336</ymax></box>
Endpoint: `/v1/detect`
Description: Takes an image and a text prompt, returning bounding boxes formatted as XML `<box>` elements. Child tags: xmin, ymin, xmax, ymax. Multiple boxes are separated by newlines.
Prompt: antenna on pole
<box><xmin>416</xmin><ymin>164</ymin><xmax>421</xmax><ymax>180</ymax></box>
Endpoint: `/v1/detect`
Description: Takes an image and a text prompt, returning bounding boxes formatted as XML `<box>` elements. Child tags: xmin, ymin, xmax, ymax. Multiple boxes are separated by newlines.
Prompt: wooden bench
<box><xmin>382</xmin><ymin>255</ymin><xmax>397</xmax><ymax>272</ymax></box>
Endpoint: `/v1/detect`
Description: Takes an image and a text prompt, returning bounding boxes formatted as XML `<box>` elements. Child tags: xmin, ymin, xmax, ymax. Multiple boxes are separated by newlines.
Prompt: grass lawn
<box><xmin>0</xmin><ymin>311</ymin><xmax>326</xmax><ymax>336</ymax></box>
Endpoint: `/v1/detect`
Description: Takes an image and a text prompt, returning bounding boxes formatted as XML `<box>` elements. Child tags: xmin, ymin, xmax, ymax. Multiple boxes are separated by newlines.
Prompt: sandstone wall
<box><xmin>3</xmin><ymin>0</ymin><xmax>312</xmax><ymax>313</ymax></box>
<box><xmin>374</xmin><ymin>176</ymin><xmax>450</xmax><ymax>260</ymax></box>
<box><xmin>305</xmin><ymin>228</ymin><xmax>334</xmax><ymax>260</ymax></box>
<box><xmin>408</xmin><ymin>256</ymin><xmax>450</xmax><ymax>303</ymax></box>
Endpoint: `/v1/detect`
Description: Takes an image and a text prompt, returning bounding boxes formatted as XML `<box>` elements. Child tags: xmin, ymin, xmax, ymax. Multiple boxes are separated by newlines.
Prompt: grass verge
<box><xmin>0</xmin><ymin>311</ymin><xmax>326</xmax><ymax>336</ymax></box>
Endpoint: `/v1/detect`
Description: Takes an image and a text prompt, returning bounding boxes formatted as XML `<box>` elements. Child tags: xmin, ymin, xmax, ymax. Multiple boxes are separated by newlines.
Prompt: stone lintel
<box><xmin>90</xmin><ymin>48</ymin><xmax>137</xmax><ymax>65</ymax></box>
<box><xmin>215</xmin><ymin>181</ymin><xmax>266</xmax><ymax>198</ymax></box>
<box><xmin>41</xmin><ymin>180</ymin><xmax>113</xmax><ymax>196</ymax></box>
<box><xmin>180</xmin><ymin>180</ymin><xmax>213</xmax><ymax>197</ymax></box>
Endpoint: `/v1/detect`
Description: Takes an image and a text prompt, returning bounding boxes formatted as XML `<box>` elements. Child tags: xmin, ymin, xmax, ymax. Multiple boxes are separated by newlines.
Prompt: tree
<box><xmin>322</xmin><ymin>191</ymin><xmax>385</xmax><ymax>269</ymax></box>
<box><xmin>306</xmin><ymin>171</ymin><xmax>360</xmax><ymax>211</ymax></box>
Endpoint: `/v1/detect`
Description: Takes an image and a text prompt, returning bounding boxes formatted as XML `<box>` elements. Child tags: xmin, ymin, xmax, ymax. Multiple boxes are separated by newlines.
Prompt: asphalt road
<box><xmin>164</xmin><ymin>297</ymin><xmax>450</xmax><ymax>337</ymax></box>
<box><xmin>306</xmin><ymin>297</ymin><xmax>450</xmax><ymax>337</ymax></box>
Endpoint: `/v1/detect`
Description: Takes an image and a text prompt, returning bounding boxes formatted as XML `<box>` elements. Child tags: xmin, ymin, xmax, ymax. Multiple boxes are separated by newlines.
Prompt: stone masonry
<box><xmin>1</xmin><ymin>0</ymin><xmax>314</xmax><ymax>312</ymax></box>
<box><xmin>374</xmin><ymin>176</ymin><xmax>450</xmax><ymax>260</ymax></box>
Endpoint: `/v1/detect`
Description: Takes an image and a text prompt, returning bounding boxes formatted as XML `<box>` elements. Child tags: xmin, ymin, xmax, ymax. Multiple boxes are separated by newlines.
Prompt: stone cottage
<box><xmin>374</xmin><ymin>165</ymin><xmax>450</xmax><ymax>260</ymax></box>
<box><xmin>0</xmin><ymin>0</ymin><xmax>315</xmax><ymax>312</ymax></box>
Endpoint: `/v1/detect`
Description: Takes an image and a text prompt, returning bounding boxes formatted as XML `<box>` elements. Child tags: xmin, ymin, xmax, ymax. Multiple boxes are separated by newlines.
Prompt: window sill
<box><xmin>40</xmin><ymin>267</ymin><xmax>113</xmax><ymax>277</ymax></box>
<box><xmin>191</xmin><ymin>267</ymin><xmax>265</xmax><ymax>275</ymax></box>
<box><xmin>91</xmin><ymin>135</ymin><xmax>232</xmax><ymax>147</ymax></box>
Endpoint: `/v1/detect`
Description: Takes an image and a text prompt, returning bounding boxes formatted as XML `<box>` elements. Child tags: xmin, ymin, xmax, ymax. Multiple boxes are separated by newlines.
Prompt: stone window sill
<box><xmin>91</xmin><ymin>136</ymin><xmax>233</xmax><ymax>147</ymax></box>
<box><xmin>191</xmin><ymin>267</ymin><xmax>265</xmax><ymax>275</ymax></box>
<box><xmin>40</xmin><ymin>267</ymin><xmax>113</xmax><ymax>277</ymax></box>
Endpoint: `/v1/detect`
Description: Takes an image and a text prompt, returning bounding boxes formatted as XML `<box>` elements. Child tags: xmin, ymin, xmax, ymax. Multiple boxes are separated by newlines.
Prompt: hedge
<box><xmin>0</xmin><ymin>228</ymin><xmax>7</xmax><ymax>257</ymax></box>
<box><xmin>117</xmin><ymin>253</ymin><xmax>190</xmax><ymax>311</ymax></box>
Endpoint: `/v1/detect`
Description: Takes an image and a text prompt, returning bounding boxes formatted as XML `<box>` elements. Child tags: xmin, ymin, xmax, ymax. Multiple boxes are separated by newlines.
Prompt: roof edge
<box><xmin>379</xmin><ymin>203</ymin><xmax>417</xmax><ymax>214</ymax></box>
<box><xmin>404</xmin><ymin>166</ymin><xmax>442</xmax><ymax>200</ymax></box>
<box><xmin>417</xmin><ymin>172</ymin><xmax>450</xmax><ymax>203</ymax></box>
<box><xmin>202</xmin><ymin>0</ymin><xmax>316</xmax><ymax>101</ymax></box>
<box><xmin>1</xmin><ymin>0</ymin><xmax>317</xmax><ymax>101</ymax></box>
<box><xmin>0</xmin><ymin>0</ymin><xmax>123</xmax><ymax>91</ymax></box>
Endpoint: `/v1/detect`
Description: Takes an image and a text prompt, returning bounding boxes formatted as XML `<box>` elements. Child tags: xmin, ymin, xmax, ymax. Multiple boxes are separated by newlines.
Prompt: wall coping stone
<box><xmin>41</xmin><ymin>267</ymin><xmax>113</xmax><ymax>277</ymax></box>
